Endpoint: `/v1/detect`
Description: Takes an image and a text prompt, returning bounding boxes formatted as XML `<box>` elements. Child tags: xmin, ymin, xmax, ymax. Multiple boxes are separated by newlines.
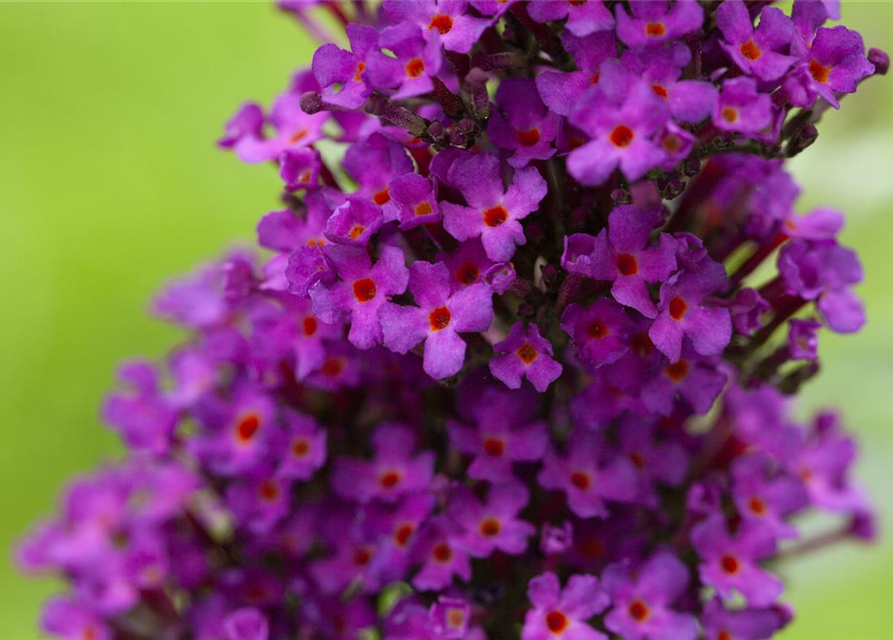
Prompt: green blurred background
<box><xmin>0</xmin><ymin>2</ymin><xmax>890</xmax><ymax>638</ymax></box>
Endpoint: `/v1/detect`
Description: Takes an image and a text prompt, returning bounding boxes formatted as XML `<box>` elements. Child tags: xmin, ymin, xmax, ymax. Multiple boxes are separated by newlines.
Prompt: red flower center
<box><xmin>721</xmin><ymin>554</ymin><xmax>741</xmax><ymax>574</ymax></box>
<box><xmin>631</xmin><ymin>332</ymin><xmax>654</xmax><ymax>357</ymax></box>
<box><xmin>321</xmin><ymin>358</ymin><xmax>344</xmax><ymax>377</ymax></box>
<box><xmin>480</xmin><ymin>517</ymin><xmax>501</xmax><ymax>537</ymax></box>
<box><xmin>429</xmin><ymin>306</ymin><xmax>452</xmax><ymax>331</ymax></box>
<box><xmin>428</xmin><ymin>14</ymin><xmax>453</xmax><ymax>34</ymax></box>
<box><xmin>484</xmin><ymin>205</ymin><xmax>508</xmax><ymax>227</ymax></box>
<box><xmin>378</xmin><ymin>470</ymin><xmax>401</xmax><ymax>489</ymax></box>
<box><xmin>669</xmin><ymin>295</ymin><xmax>688</xmax><ymax>320</ymax></box>
<box><xmin>652</xmin><ymin>84</ymin><xmax>669</xmax><ymax>99</ymax></box>
<box><xmin>456</xmin><ymin>262</ymin><xmax>480</xmax><ymax>285</ymax></box>
<box><xmin>587</xmin><ymin>320</ymin><xmax>608</xmax><ymax>340</ymax></box>
<box><xmin>348</xmin><ymin>224</ymin><xmax>366</xmax><ymax>240</ymax></box>
<box><xmin>483</xmin><ymin>437</ymin><xmax>505</xmax><ymax>457</ymax></box>
<box><xmin>545</xmin><ymin>610</ymin><xmax>568</xmax><ymax>634</ymax></box>
<box><xmin>259</xmin><ymin>480</ymin><xmax>280</xmax><ymax>502</ymax></box>
<box><xmin>570</xmin><ymin>470</ymin><xmax>591</xmax><ymax>490</ymax></box>
<box><xmin>433</xmin><ymin>541</ymin><xmax>453</xmax><ymax>563</ymax></box>
<box><xmin>810</xmin><ymin>59</ymin><xmax>831</xmax><ymax>83</ymax></box>
<box><xmin>354</xmin><ymin>546</ymin><xmax>372</xmax><ymax>566</ymax></box>
<box><xmin>303</xmin><ymin>316</ymin><xmax>318</xmax><ymax>337</ymax></box>
<box><xmin>394</xmin><ymin>523</ymin><xmax>414</xmax><ymax>546</ymax></box>
<box><xmin>353</xmin><ymin>278</ymin><xmax>377</xmax><ymax>302</ymax></box>
<box><xmin>292</xmin><ymin>438</ymin><xmax>310</xmax><ymax>457</ymax></box>
<box><xmin>373</xmin><ymin>187</ymin><xmax>390</xmax><ymax>205</ymax></box>
<box><xmin>616</xmin><ymin>252</ymin><xmax>638</xmax><ymax>276</ymax></box>
<box><xmin>721</xmin><ymin>107</ymin><xmax>739</xmax><ymax>123</ymax></box>
<box><xmin>665</xmin><ymin>359</ymin><xmax>690</xmax><ymax>382</ymax></box>
<box><xmin>236</xmin><ymin>412</ymin><xmax>261</xmax><ymax>443</ymax></box>
<box><xmin>289</xmin><ymin>128</ymin><xmax>308</xmax><ymax>144</ymax></box>
<box><xmin>749</xmin><ymin>496</ymin><xmax>767</xmax><ymax>515</ymax></box>
<box><xmin>406</xmin><ymin>58</ymin><xmax>425</xmax><ymax>78</ymax></box>
<box><xmin>628</xmin><ymin>599</ymin><xmax>651</xmax><ymax>622</ymax></box>
<box><xmin>517</xmin><ymin>128</ymin><xmax>541</xmax><ymax>147</ymax></box>
<box><xmin>610</xmin><ymin>125</ymin><xmax>634</xmax><ymax>148</ymax></box>
<box><xmin>645</xmin><ymin>22</ymin><xmax>666</xmax><ymax>37</ymax></box>
<box><xmin>415</xmin><ymin>201</ymin><xmax>433</xmax><ymax>217</ymax></box>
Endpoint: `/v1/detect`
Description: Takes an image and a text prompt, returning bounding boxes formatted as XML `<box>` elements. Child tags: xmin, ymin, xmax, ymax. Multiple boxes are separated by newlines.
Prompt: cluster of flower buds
<box><xmin>21</xmin><ymin>2</ymin><xmax>885</xmax><ymax>640</ymax></box>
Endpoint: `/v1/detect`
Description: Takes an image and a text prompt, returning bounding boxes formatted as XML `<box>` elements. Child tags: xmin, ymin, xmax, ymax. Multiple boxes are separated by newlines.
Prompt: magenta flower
<box><xmin>388</xmin><ymin>173</ymin><xmax>441</xmax><ymax>229</ymax></box>
<box><xmin>412</xmin><ymin>516</ymin><xmax>473</xmax><ymax>591</ymax></box>
<box><xmin>380</xmin><ymin>261</ymin><xmax>493</xmax><ymax>379</ymax></box>
<box><xmin>701</xmin><ymin>599</ymin><xmax>784</xmax><ymax>640</ymax></box>
<box><xmin>223</xmin><ymin>608</ymin><xmax>269</xmax><ymax>640</ymax></box>
<box><xmin>536</xmin><ymin>30</ymin><xmax>617</xmax><ymax>117</ymax></box>
<box><xmin>527</xmin><ymin>0</ymin><xmax>614</xmax><ymax>37</ymax></box>
<box><xmin>567</xmin><ymin>62</ymin><xmax>670</xmax><ymax>186</ymax></box>
<box><xmin>713</xmin><ymin>77</ymin><xmax>775</xmax><ymax>138</ymax></box>
<box><xmin>732</xmin><ymin>454</ymin><xmax>809</xmax><ymax>540</ymax></box>
<box><xmin>449</xmin><ymin>481</ymin><xmax>535</xmax><ymax>557</ymax></box>
<box><xmin>382</xmin><ymin>0</ymin><xmax>492</xmax><ymax>54</ymax></box>
<box><xmin>603</xmin><ymin>552</ymin><xmax>697</xmax><ymax>640</ymax></box>
<box><xmin>437</xmin><ymin>239</ymin><xmax>496</xmax><ymax>292</ymax></box>
<box><xmin>794</xmin><ymin>25</ymin><xmax>874</xmax><ymax>109</ymax></box>
<box><xmin>649</xmin><ymin>255</ymin><xmax>732</xmax><ymax>363</ymax></box>
<box><xmin>309</xmin><ymin>245</ymin><xmax>409</xmax><ymax>350</ymax></box>
<box><xmin>312</xmin><ymin>23</ymin><xmax>379</xmax><ymax>109</ymax></box>
<box><xmin>615</xmin><ymin>0</ymin><xmax>704</xmax><ymax>48</ymax></box>
<box><xmin>640</xmin><ymin>343</ymin><xmax>728</xmax><ymax>415</ymax></box>
<box><xmin>448</xmin><ymin>385</ymin><xmax>548</xmax><ymax>483</ymax></box>
<box><xmin>275</xmin><ymin>412</ymin><xmax>327</xmax><ymax>481</ymax></box>
<box><xmin>441</xmin><ymin>153</ymin><xmax>547</xmax><ymax>261</ymax></box>
<box><xmin>692</xmin><ymin>514</ymin><xmax>784</xmax><ymax>607</ymax></box>
<box><xmin>367</xmin><ymin>22</ymin><xmax>443</xmax><ymax>100</ymax></box>
<box><xmin>332</xmin><ymin>424</ymin><xmax>434</xmax><ymax>504</ymax></box>
<box><xmin>488</xmin><ymin>78</ymin><xmax>560</xmax><ymax>168</ymax></box>
<box><xmin>325</xmin><ymin>196</ymin><xmax>383</xmax><ymax>246</ymax></box>
<box><xmin>428</xmin><ymin>596</ymin><xmax>472</xmax><ymax>639</ymax></box>
<box><xmin>538</xmin><ymin>430</ymin><xmax>637</xmax><ymax>518</ymax></box>
<box><xmin>490</xmin><ymin>322</ymin><xmax>563</xmax><ymax>392</ymax></box>
<box><xmin>787</xmin><ymin>318</ymin><xmax>822</xmax><ymax>361</ymax></box>
<box><xmin>564</xmin><ymin>205</ymin><xmax>676</xmax><ymax>317</ymax></box>
<box><xmin>717</xmin><ymin>1</ymin><xmax>795</xmax><ymax>82</ymax></box>
<box><xmin>561</xmin><ymin>298</ymin><xmax>633</xmax><ymax>369</ymax></box>
<box><xmin>522</xmin><ymin>572</ymin><xmax>610</xmax><ymax>640</ymax></box>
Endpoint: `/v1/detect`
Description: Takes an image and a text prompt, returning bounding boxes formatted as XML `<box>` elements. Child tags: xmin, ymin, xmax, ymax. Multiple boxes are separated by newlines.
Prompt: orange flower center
<box><xmin>665</xmin><ymin>359</ymin><xmax>690</xmax><ymax>382</ymax></box>
<box><xmin>740</xmin><ymin>40</ymin><xmax>762</xmax><ymax>61</ymax></box>
<box><xmin>517</xmin><ymin>342</ymin><xmax>538</xmax><ymax>364</ymax></box>
<box><xmin>373</xmin><ymin>187</ymin><xmax>391</xmax><ymax>205</ymax></box>
<box><xmin>628</xmin><ymin>599</ymin><xmax>651</xmax><ymax>622</ymax></box>
<box><xmin>646</xmin><ymin>22</ymin><xmax>666</xmax><ymax>37</ymax></box>
<box><xmin>810</xmin><ymin>59</ymin><xmax>830</xmax><ymax>83</ymax></box>
<box><xmin>406</xmin><ymin>57</ymin><xmax>425</xmax><ymax>78</ymax></box>
<box><xmin>348</xmin><ymin>224</ymin><xmax>366</xmax><ymax>240</ymax></box>
<box><xmin>669</xmin><ymin>295</ymin><xmax>688</xmax><ymax>320</ymax></box>
<box><xmin>480</xmin><ymin>517</ymin><xmax>502</xmax><ymax>537</ymax></box>
<box><xmin>616</xmin><ymin>252</ymin><xmax>638</xmax><ymax>276</ymax></box>
<box><xmin>415</xmin><ymin>201</ymin><xmax>433</xmax><ymax>217</ymax></box>
<box><xmin>236</xmin><ymin>412</ymin><xmax>261</xmax><ymax>443</ymax></box>
<box><xmin>749</xmin><ymin>496</ymin><xmax>767</xmax><ymax>515</ymax></box>
<box><xmin>721</xmin><ymin>107</ymin><xmax>739</xmax><ymax>123</ymax></box>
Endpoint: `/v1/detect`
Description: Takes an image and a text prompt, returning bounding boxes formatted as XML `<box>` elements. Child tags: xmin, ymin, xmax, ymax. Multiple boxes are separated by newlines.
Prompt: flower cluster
<box><xmin>21</xmin><ymin>2</ymin><xmax>885</xmax><ymax>640</ymax></box>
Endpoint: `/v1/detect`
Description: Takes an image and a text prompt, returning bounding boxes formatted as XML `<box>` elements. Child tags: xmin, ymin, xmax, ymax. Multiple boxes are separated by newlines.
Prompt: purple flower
<box><xmin>388</xmin><ymin>173</ymin><xmax>441</xmax><ymax>229</ymax></box>
<box><xmin>437</xmin><ymin>239</ymin><xmax>496</xmax><ymax>293</ymax></box>
<box><xmin>226</xmin><ymin>471</ymin><xmax>292</xmax><ymax>534</ymax></box>
<box><xmin>778</xmin><ymin>238</ymin><xmax>864</xmax><ymax>332</ymax></box>
<box><xmin>333</xmin><ymin>423</ymin><xmax>434</xmax><ymax>504</ymax></box>
<box><xmin>797</xmin><ymin>25</ymin><xmax>875</xmax><ymax>108</ymax></box>
<box><xmin>343</xmin><ymin>132</ymin><xmax>415</xmax><ymax>209</ymax></box>
<box><xmin>490</xmin><ymin>322</ymin><xmax>563</xmax><ymax>393</ymax></box>
<box><xmin>713</xmin><ymin>77</ymin><xmax>775</xmax><ymax>138</ymax></box>
<box><xmin>442</xmin><ymin>153</ymin><xmax>547</xmax><ymax>261</ymax></box>
<box><xmin>536</xmin><ymin>30</ymin><xmax>617</xmax><ymax>116</ymax></box>
<box><xmin>701</xmin><ymin>599</ymin><xmax>784</xmax><ymax>640</ymax></box>
<box><xmin>102</xmin><ymin>361</ymin><xmax>177</xmax><ymax>455</ymax></box>
<box><xmin>218</xmin><ymin>102</ymin><xmax>263</xmax><ymax>149</ymax></box>
<box><xmin>223</xmin><ymin>608</ymin><xmax>269</xmax><ymax>640</ymax></box>
<box><xmin>449</xmin><ymin>481</ymin><xmax>535</xmax><ymax>557</ymax></box>
<box><xmin>382</xmin><ymin>0</ymin><xmax>492</xmax><ymax>54</ymax></box>
<box><xmin>615</xmin><ymin>0</ymin><xmax>704</xmax><ymax>48</ymax></box>
<box><xmin>522</xmin><ymin>572</ymin><xmax>610</xmax><ymax>640</ymax></box>
<box><xmin>325</xmin><ymin>196</ymin><xmax>383</xmax><ymax>246</ymax></box>
<box><xmin>429</xmin><ymin>596</ymin><xmax>471</xmax><ymax>639</ymax></box>
<box><xmin>488</xmin><ymin>78</ymin><xmax>559</xmax><ymax>168</ymax></box>
<box><xmin>602</xmin><ymin>552</ymin><xmax>698</xmax><ymax>640</ymax></box>
<box><xmin>41</xmin><ymin>596</ymin><xmax>111</xmax><ymax>640</ymax></box>
<box><xmin>312</xmin><ymin>23</ymin><xmax>379</xmax><ymax>109</ymax></box>
<box><xmin>732</xmin><ymin>453</ymin><xmax>809</xmax><ymax>540</ymax></box>
<box><xmin>231</xmin><ymin>88</ymin><xmax>328</xmax><ymax>163</ymax></box>
<box><xmin>538</xmin><ymin>429</ymin><xmax>637</xmax><ymax>518</ymax></box>
<box><xmin>561</xmin><ymin>298</ymin><xmax>633</xmax><ymax>369</ymax></box>
<box><xmin>649</xmin><ymin>253</ymin><xmax>731</xmax><ymax>363</ymax></box>
<box><xmin>448</xmin><ymin>386</ymin><xmax>548</xmax><ymax>483</ymax></box>
<box><xmin>787</xmin><ymin>318</ymin><xmax>822</xmax><ymax>360</ymax></box>
<box><xmin>565</xmin><ymin>205</ymin><xmax>676</xmax><ymax>317</ymax></box>
<box><xmin>717</xmin><ymin>2</ymin><xmax>795</xmax><ymax>82</ymax></box>
<box><xmin>279</xmin><ymin>147</ymin><xmax>321</xmax><ymax>191</ymax></box>
<box><xmin>729</xmin><ymin>288</ymin><xmax>771</xmax><ymax>336</ymax></box>
<box><xmin>380</xmin><ymin>261</ymin><xmax>493</xmax><ymax>379</ymax></box>
<box><xmin>692</xmin><ymin>514</ymin><xmax>784</xmax><ymax>607</ymax></box>
<box><xmin>309</xmin><ymin>245</ymin><xmax>409</xmax><ymax>350</ymax></box>
<box><xmin>528</xmin><ymin>0</ymin><xmax>614</xmax><ymax>37</ymax></box>
<box><xmin>567</xmin><ymin>62</ymin><xmax>670</xmax><ymax>186</ymax></box>
<box><xmin>367</xmin><ymin>22</ymin><xmax>443</xmax><ymax>100</ymax></box>
<box><xmin>412</xmin><ymin>516</ymin><xmax>473</xmax><ymax>591</ymax></box>
<box><xmin>640</xmin><ymin>344</ymin><xmax>728</xmax><ymax>415</ymax></box>
<box><xmin>276</xmin><ymin>412</ymin><xmax>327</xmax><ymax>481</ymax></box>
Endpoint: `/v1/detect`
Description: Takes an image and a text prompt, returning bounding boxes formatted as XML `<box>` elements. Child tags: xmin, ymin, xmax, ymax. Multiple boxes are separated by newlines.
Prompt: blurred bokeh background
<box><xmin>0</xmin><ymin>2</ymin><xmax>890</xmax><ymax>638</ymax></box>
